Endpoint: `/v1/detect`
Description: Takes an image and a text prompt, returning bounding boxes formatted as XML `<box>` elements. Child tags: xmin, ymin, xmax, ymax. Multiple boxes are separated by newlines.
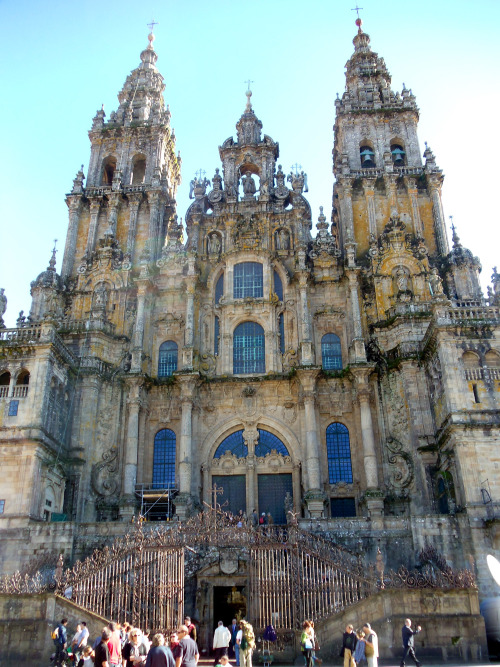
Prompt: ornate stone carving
<box><xmin>91</xmin><ymin>447</ymin><xmax>119</xmax><ymax>497</ymax></box>
<box><xmin>386</xmin><ymin>436</ymin><xmax>414</xmax><ymax>492</ymax></box>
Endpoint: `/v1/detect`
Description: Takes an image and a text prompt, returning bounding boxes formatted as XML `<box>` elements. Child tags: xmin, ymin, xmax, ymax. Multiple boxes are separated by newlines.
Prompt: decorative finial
<box><xmin>147</xmin><ymin>19</ymin><xmax>158</xmax><ymax>47</ymax></box>
<box><xmin>450</xmin><ymin>216</ymin><xmax>461</xmax><ymax>247</ymax></box>
<box><xmin>351</xmin><ymin>4</ymin><xmax>363</xmax><ymax>31</ymax></box>
<box><xmin>49</xmin><ymin>239</ymin><xmax>58</xmax><ymax>270</ymax></box>
<box><xmin>244</xmin><ymin>79</ymin><xmax>254</xmax><ymax>111</ymax></box>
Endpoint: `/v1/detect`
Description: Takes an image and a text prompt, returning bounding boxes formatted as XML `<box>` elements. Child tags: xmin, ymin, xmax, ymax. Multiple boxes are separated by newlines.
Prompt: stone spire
<box><xmin>337</xmin><ymin>18</ymin><xmax>418</xmax><ymax>114</ymax></box>
<box><xmin>235</xmin><ymin>86</ymin><xmax>263</xmax><ymax>145</ymax></box>
<box><xmin>445</xmin><ymin>220</ymin><xmax>482</xmax><ymax>302</ymax></box>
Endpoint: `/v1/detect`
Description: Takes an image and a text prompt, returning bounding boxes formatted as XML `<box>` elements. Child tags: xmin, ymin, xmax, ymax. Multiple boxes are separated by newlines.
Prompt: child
<box><xmin>215</xmin><ymin>655</ymin><xmax>230</xmax><ymax>667</ymax></box>
<box><xmin>353</xmin><ymin>631</ymin><xmax>366</xmax><ymax>666</ymax></box>
<box><xmin>77</xmin><ymin>646</ymin><xmax>94</xmax><ymax>667</ymax></box>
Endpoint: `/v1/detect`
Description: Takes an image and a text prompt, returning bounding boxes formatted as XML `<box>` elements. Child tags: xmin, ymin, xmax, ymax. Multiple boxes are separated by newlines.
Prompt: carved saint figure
<box><xmin>395</xmin><ymin>266</ymin><xmax>410</xmax><ymax>292</ymax></box>
<box><xmin>93</xmin><ymin>283</ymin><xmax>108</xmax><ymax>311</ymax></box>
<box><xmin>242</xmin><ymin>171</ymin><xmax>256</xmax><ymax>196</ymax></box>
<box><xmin>208</xmin><ymin>233</ymin><xmax>221</xmax><ymax>255</ymax></box>
<box><xmin>429</xmin><ymin>268</ymin><xmax>444</xmax><ymax>296</ymax></box>
<box><xmin>275</xmin><ymin>228</ymin><xmax>290</xmax><ymax>250</ymax></box>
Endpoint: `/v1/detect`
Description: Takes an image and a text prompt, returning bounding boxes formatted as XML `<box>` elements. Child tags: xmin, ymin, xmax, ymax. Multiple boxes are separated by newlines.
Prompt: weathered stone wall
<box><xmin>0</xmin><ymin>593</ymin><xmax>109</xmax><ymax>667</ymax></box>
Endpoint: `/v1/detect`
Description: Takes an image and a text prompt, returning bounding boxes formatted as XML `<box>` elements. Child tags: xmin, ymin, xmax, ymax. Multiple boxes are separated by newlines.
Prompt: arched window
<box><xmin>255</xmin><ymin>429</ymin><xmax>289</xmax><ymax>457</ymax></box>
<box><xmin>214</xmin><ymin>316</ymin><xmax>220</xmax><ymax>356</ymax></box>
<box><xmin>326</xmin><ymin>423</ymin><xmax>353</xmax><ymax>484</ymax></box>
<box><xmin>0</xmin><ymin>371</ymin><xmax>10</xmax><ymax>398</ymax></box>
<box><xmin>153</xmin><ymin>429</ymin><xmax>176</xmax><ymax>489</ymax></box>
<box><xmin>278</xmin><ymin>313</ymin><xmax>285</xmax><ymax>354</ymax></box>
<box><xmin>16</xmin><ymin>370</ymin><xmax>30</xmax><ymax>385</ymax></box>
<box><xmin>234</xmin><ymin>262</ymin><xmax>263</xmax><ymax>299</ymax></box>
<box><xmin>360</xmin><ymin>145</ymin><xmax>376</xmax><ymax>168</ymax></box>
<box><xmin>214</xmin><ymin>430</ymin><xmax>247</xmax><ymax>458</ymax></box>
<box><xmin>485</xmin><ymin>350</ymin><xmax>500</xmax><ymax>367</ymax></box>
<box><xmin>101</xmin><ymin>156</ymin><xmax>117</xmax><ymax>185</ymax></box>
<box><xmin>274</xmin><ymin>270</ymin><xmax>283</xmax><ymax>301</ymax></box>
<box><xmin>158</xmin><ymin>341</ymin><xmax>178</xmax><ymax>377</ymax></box>
<box><xmin>215</xmin><ymin>274</ymin><xmax>224</xmax><ymax>305</ymax></box>
<box><xmin>131</xmin><ymin>155</ymin><xmax>146</xmax><ymax>185</ymax></box>
<box><xmin>233</xmin><ymin>321</ymin><xmax>265</xmax><ymax>374</ymax></box>
<box><xmin>322</xmin><ymin>333</ymin><xmax>342</xmax><ymax>370</ymax></box>
<box><xmin>391</xmin><ymin>144</ymin><xmax>406</xmax><ymax>166</ymax></box>
<box><xmin>462</xmin><ymin>351</ymin><xmax>480</xmax><ymax>368</ymax></box>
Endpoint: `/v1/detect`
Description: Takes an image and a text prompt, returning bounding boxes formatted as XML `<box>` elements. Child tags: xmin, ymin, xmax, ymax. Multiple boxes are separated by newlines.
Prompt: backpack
<box><xmin>240</xmin><ymin>636</ymin><xmax>248</xmax><ymax>651</ymax></box>
<box><xmin>51</xmin><ymin>627</ymin><xmax>59</xmax><ymax>641</ymax></box>
<box><xmin>259</xmin><ymin>516</ymin><xmax>264</xmax><ymax>525</ymax></box>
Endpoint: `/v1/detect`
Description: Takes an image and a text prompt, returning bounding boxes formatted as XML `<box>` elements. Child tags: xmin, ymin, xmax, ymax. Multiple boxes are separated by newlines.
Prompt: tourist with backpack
<box><xmin>237</xmin><ymin>620</ymin><xmax>255</xmax><ymax>667</ymax></box>
<box><xmin>53</xmin><ymin>618</ymin><xmax>69</xmax><ymax>667</ymax></box>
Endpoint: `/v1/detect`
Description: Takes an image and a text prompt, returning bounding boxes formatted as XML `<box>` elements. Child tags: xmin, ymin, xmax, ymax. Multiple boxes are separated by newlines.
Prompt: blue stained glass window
<box><xmin>158</xmin><ymin>341</ymin><xmax>178</xmax><ymax>377</ymax></box>
<box><xmin>215</xmin><ymin>274</ymin><xmax>224</xmax><ymax>305</ymax></box>
<box><xmin>234</xmin><ymin>263</ymin><xmax>263</xmax><ymax>299</ymax></box>
<box><xmin>255</xmin><ymin>429</ymin><xmax>289</xmax><ymax>457</ymax></box>
<box><xmin>278</xmin><ymin>313</ymin><xmax>285</xmax><ymax>354</ymax></box>
<box><xmin>274</xmin><ymin>270</ymin><xmax>283</xmax><ymax>301</ymax></box>
<box><xmin>214</xmin><ymin>430</ymin><xmax>247</xmax><ymax>458</ymax></box>
<box><xmin>233</xmin><ymin>321</ymin><xmax>265</xmax><ymax>374</ymax></box>
<box><xmin>0</xmin><ymin>499</ymin><xmax>4</xmax><ymax>514</ymax></box>
<box><xmin>321</xmin><ymin>333</ymin><xmax>342</xmax><ymax>370</ymax></box>
<box><xmin>326</xmin><ymin>423</ymin><xmax>353</xmax><ymax>484</ymax></box>
<box><xmin>153</xmin><ymin>429</ymin><xmax>176</xmax><ymax>489</ymax></box>
<box><xmin>8</xmin><ymin>400</ymin><xmax>19</xmax><ymax>416</ymax></box>
<box><xmin>214</xmin><ymin>316</ymin><xmax>220</xmax><ymax>356</ymax></box>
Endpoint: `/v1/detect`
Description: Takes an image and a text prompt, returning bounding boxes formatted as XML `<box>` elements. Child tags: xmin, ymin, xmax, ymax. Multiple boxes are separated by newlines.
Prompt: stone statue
<box><xmin>0</xmin><ymin>288</ymin><xmax>6</xmax><ymax>327</ymax></box>
<box><xmin>395</xmin><ymin>266</ymin><xmax>409</xmax><ymax>292</ymax></box>
<box><xmin>242</xmin><ymin>171</ymin><xmax>256</xmax><ymax>197</ymax></box>
<box><xmin>16</xmin><ymin>311</ymin><xmax>26</xmax><ymax>327</ymax></box>
<box><xmin>208</xmin><ymin>233</ymin><xmax>221</xmax><ymax>255</ymax></box>
<box><xmin>429</xmin><ymin>268</ymin><xmax>444</xmax><ymax>296</ymax></box>
<box><xmin>276</xmin><ymin>228</ymin><xmax>289</xmax><ymax>250</ymax></box>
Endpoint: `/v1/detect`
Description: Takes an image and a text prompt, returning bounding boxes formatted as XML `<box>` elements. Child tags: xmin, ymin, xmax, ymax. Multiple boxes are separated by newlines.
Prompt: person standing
<box><xmin>54</xmin><ymin>618</ymin><xmax>69</xmax><ymax>667</ymax></box>
<box><xmin>237</xmin><ymin>620</ymin><xmax>255</xmax><ymax>667</ymax></box>
<box><xmin>107</xmin><ymin>622</ymin><xmax>122</xmax><ymax>667</ymax></box>
<box><xmin>184</xmin><ymin>617</ymin><xmax>197</xmax><ymax>643</ymax></box>
<box><xmin>170</xmin><ymin>631</ymin><xmax>182</xmax><ymax>666</ymax></box>
<box><xmin>353</xmin><ymin>631</ymin><xmax>366</xmax><ymax>666</ymax></box>
<box><xmin>301</xmin><ymin>621</ymin><xmax>314</xmax><ymax>667</ymax></box>
<box><xmin>251</xmin><ymin>510</ymin><xmax>259</xmax><ymax>528</ymax></box>
<box><xmin>175</xmin><ymin>625</ymin><xmax>199</xmax><ymax>667</ymax></box>
<box><xmin>123</xmin><ymin>629</ymin><xmax>148</xmax><ymax>667</ymax></box>
<box><xmin>341</xmin><ymin>624</ymin><xmax>357</xmax><ymax>667</ymax></box>
<box><xmin>213</xmin><ymin>621</ymin><xmax>231</xmax><ymax>665</ymax></box>
<box><xmin>145</xmin><ymin>634</ymin><xmax>175</xmax><ymax>667</ymax></box>
<box><xmin>400</xmin><ymin>619</ymin><xmax>422</xmax><ymax>667</ymax></box>
<box><xmin>230</xmin><ymin>618</ymin><xmax>239</xmax><ymax>665</ymax></box>
<box><xmin>94</xmin><ymin>629</ymin><xmax>111</xmax><ymax>667</ymax></box>
<box><xmin>362</xmin><ymin>624</ymin><xmax>378</xmax><ymax>667</ymax></box>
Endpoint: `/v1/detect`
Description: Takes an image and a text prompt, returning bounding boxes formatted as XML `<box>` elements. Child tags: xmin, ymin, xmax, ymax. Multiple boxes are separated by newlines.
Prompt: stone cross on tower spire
<box><xmin>244</xmin><ymin>79</ymin><xmax>254</xmax><ymax>112</ymax></box>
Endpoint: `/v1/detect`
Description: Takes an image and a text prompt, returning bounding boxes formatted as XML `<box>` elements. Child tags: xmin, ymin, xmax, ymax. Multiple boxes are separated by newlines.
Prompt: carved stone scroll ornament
<box><xmin>91</xmin><ymin>447</ymin><xmax>119</xmax><ymax>497</ymax></box>
<box><xmin>386</xmin><ymin>436</ymin><xmax>414</xmax><ymax>491</ymax></box>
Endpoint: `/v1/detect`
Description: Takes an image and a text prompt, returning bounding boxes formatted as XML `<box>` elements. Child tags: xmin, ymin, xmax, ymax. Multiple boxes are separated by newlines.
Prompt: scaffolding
<box><xmin>135</xmin><ymin>483</ymin><xmax>178</xmax><ymax>521</ymax></box>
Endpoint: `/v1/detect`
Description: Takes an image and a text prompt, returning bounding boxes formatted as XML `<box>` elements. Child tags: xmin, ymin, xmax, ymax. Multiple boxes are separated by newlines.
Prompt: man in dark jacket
<box><xmin>401</xmin><ymin>619</ymin><xmax>422</xmax><ymax>667</ymax></box>
<box><xmin>145</xmin><ymin>634</ymin><xmax>175</xmax><ymax>667</ymax></box>
<box><xmin>95</xmin><ymin>629</ymin><xmax>111</xmax><ymax>667</ymax></box>
<box><xmin>54</xmin><ymin>618</ymin><xmax>68</xmax><ymax>667</ymax></box>
<box><xmin>342</xmin><ymin>624</ymin><xmax>357</xmax><ymax>667</ymax></box>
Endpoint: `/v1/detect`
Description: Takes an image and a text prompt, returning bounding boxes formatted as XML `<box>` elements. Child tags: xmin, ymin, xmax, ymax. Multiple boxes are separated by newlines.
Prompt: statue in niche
<box><xmin>394</xmin><ymin>266</ymin><xmax>410</xmax><ymax>293</ymax></box>
<box><xmin>242</xmin><ymin>171</ymin><xmax>256</xmax><ymax>197</ymax></box>
<box><xmin>275</xmin><ymin>228</ymin><xmax>290</xmax><ymax>250</ymax></box>
<box><xmin>208</xmin><ymin>233</ymin><xmax>221</xmax><ymax>255</ymax></box>
<box><xmin>429</xmin><ymin>268</ymin><xmax>444</xmax><ymax>296</ymax></box>
<box><xmin>93</xmin><ymin>283</ymin><xmax>108</xmax><ymax>312</ymax></box>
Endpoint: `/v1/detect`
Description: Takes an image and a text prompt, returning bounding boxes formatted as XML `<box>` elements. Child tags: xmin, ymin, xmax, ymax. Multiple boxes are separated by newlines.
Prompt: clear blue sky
<box><xmin>1</xmin><ymin>0</ymin><xmax>499</xmax><ymax>327</ymax></box>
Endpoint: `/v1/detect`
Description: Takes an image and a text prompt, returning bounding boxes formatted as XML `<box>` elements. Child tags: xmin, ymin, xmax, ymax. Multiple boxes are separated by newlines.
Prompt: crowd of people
<box><xmin>339</xmin><ymin>619</ymin><xmax>422</xmax><ymax>667</ymax></box>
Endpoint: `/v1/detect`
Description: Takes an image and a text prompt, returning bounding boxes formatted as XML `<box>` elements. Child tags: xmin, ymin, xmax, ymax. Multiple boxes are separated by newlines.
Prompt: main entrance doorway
<box><xmin>213</xmin><ymin>585</ymin><xmax>247</xmax><ymax>627</ymax></box>
<box><xmin>257</xmin><ymin>473</ymin><xmax>292</xmax><ymax>524</ymax></box>
<box><xmin>212</xmin><ymin>475</ymin><xmax>246</xmax><ymax>514</ymax></box>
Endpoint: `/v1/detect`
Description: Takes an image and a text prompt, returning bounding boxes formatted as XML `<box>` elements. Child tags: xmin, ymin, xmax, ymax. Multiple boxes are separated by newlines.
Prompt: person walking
<box><xmin>94</xmin><ymin>629</ymin><xmax>111</xmax><ymax>667</ymax></box>
<box><xmin>213</xmin><ymin>621</ymin><xmax>231</xmax><ymax>666</ymax></box>
<box><xmin>301</xmin><ymin>621</ymin><xmax>314</xmax><ymax>667</ymax></box>
<box><xmin>107</xmin><ymin>622</ymin><xmax>122</xmax><ymax>667</ymax></box>
<box><xmin>341</xmin><ymin>624</ymin><xmax>357</xmax><ymax>667</ymax></box>
<box><xmin>362</xmin><ymin>624</ymin><xmax>378</xmax><ymax>667</ymax></box>
<box><xmin>145</xmin><ymin>634</ymin><xmax>175</xmax><ymax>667</ymax></box>
<box><xmin>400</xmin><ymin>619</ymin><xmax>422</xmax><ymax>667</ymax></box>
<box><xmin>237</xmin><ymin>621</ymin><xmax>255</xmax><ymax>667</ymax></box>
<box><xmin>175</xmin><ymin>625</ymin><xmax>199</xmax><ymax>667</ymax></box>
<box><xmin>53</xmin><ymin>618</ymin><xmax>69</xmax><ymax>667</ymax></box>
<box><xmin>229</xmin><ymin>618</ymin><xmax>239</xmax><ymax>664</ymax></box>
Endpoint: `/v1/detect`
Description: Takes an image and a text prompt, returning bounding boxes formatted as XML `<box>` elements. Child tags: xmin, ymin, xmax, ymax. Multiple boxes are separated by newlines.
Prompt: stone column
<box><xmin>297</xmin><ymin>369</ymin><xmax>325</xmax><ymax>517</ymax></box>
<box><xmin>131</xmin><ymin>283</ymin><xmax>149</xmax><ymax>372</ymax></box>
<box><xmin>428</xmin><ymin>176</ymin><xmax>450</xmax><ymax>255</ymax></box>
<box><xmin>337</xmin><ymin>179</ymin><xmax>354</xmax><ymax>240</ymax></box>
<box><xmin>176</xmin><ymin>375</ymin><xmax>198</xmax><ymax>519</ymax></box>
<box><xmin>385</xmin><ymin>175</ymin><xmax>398</xmax><ymax>215</ymax></box>
<box><xmin>406</xmin><ymin>177</ymin><xmax>423</xmax><ymax>237</ymax></box>
<box><xmin>298</xmin><ymin>270</ymin><xmax>313</xmax><ymax>365</ymax></box>
<box><xmin>61</xmin><ymin>196</ymin><xmax>82</xmax><ymax>280</ymax></box>
<box><xmin>346</xmin><ymin>268</ymin><xmax>367</xmax><ymax>363</ymax></box>
<box><xmin>244</xmin><ymin>427</ymin><xmax>259</xmax><ymax>513</ymax></box>
<box><xmin>85</xmin><ymin>199</ymin><xmax>101</xmax><ymax>254</ymax></box>
<box><xmin>365</xmin><ymin>184</ymin><xmax>377</xmax><ymax>236</ymax></box>
<box><xmin>107</xmin><ymin>193</ymin><xmax>121</xmax><ymax>236</ymax></box>
<box><xmin>120</xmin><ymin>382</ymin><xmax>142</xmax><ymax>519</ymax></box>
<box><xmin>78</xmin><ymin>375</ymin><xmax>102</xmax><ymax>522</ymax></box>
<box><xmin>147</xmin><ymin>191</ymin><xmax>161</xmax><ymax>261</ymax></box>
<box><xmin>125</xmin><ymin>194</ymin><xmax>142</xmax><ymax>260</ymax></box>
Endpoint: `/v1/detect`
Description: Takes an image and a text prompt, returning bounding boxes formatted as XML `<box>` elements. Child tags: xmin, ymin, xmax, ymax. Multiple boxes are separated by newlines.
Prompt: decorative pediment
<box><xmin>255</xmin><ymin>450</ymin><xmax>292</xmax><ymax>468</ymax></box>
<box><xmin>211</xmin><ymin>452</ymin><xmax>246</xmax><ymax>470</ymax></box>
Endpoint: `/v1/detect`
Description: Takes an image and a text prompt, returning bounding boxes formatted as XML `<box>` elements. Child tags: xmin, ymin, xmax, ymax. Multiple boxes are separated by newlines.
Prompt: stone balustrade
<box><xmin>0</xmin><ymin>326</ymin><xmax>43</xmax><ymax>343</ymax></box>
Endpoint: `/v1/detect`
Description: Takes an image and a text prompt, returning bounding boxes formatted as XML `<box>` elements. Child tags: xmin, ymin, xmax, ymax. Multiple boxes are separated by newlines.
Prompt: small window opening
<box><xmin>472</xmin><ymin>383</ymin><xmax>480</xmax><ymax>403</ymax></box>
<box><xmin>131</xmin><ymin>158</ymin><xmax>146</xmax><ymax>185</ymax></box>
<box><xmin>0</xmin><ymin>500</ymin><xmax>5</xmax><ymax>514</ymax></box>
<box><xmin>102</xmin><ymin>157</ymin><xmax>117</xmax><ymax>185</ymax></box>
<box><xmin>214</xmin><ymin>316</ymin><xmax>220</xmax><ymax>356</ymax></box>
<box><xmin>360</xmin><ymin>145</ymin><xmax>376</xmax><ymax>168</ymax></box>
<box><xmin>8</xmin><ymin>400</ymin><xmax>19</xmax><ymax>416</ymax></box>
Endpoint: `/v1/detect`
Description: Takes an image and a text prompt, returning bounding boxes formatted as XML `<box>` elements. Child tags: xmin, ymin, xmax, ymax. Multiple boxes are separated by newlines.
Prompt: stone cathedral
<box><xmin>1</xmin><ymin>21</ymin><xmax>500</xmax><ymax>610</ymax></box>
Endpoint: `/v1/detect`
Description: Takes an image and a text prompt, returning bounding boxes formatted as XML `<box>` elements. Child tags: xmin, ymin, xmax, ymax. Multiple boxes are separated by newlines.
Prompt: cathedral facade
<box><xmin>1</xmin><ymin>22</ymin><xmax>500</xmax><ymax>606</ymax></box>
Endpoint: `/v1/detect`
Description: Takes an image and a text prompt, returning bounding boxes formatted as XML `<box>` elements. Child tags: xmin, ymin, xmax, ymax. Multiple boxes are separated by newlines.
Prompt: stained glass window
<box><xmin>255</xmin><ymin>429</ymin><xmax>289</xmax><ymax>457</ymax></box>
<box><xmin>321</xmin><ymin>333</ymin><xmax>342</xmax><ymax>370</ymax></box>
<box><xmin>158</xmin><ymin>341</ymin><xmax>178</xmax><ymax>377</ymax></box>
<box><xmin>326</xmin><ymin>422</ymin><xmax>353</xmax><ymax>484</ymax></box>
<box><xmin>233</xmin><ymin>321</ymin><xmax>265</xmax><ymax>374</ymax></box>
<box><xmin>234</xmin><ymin>263</ymin><xmax>263</xmax><ymax>299</ymax></box>
<box><xmin>153</xmin><ymin>429</ymin><xmax>176</xmax><ymax>489</ymax></box>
